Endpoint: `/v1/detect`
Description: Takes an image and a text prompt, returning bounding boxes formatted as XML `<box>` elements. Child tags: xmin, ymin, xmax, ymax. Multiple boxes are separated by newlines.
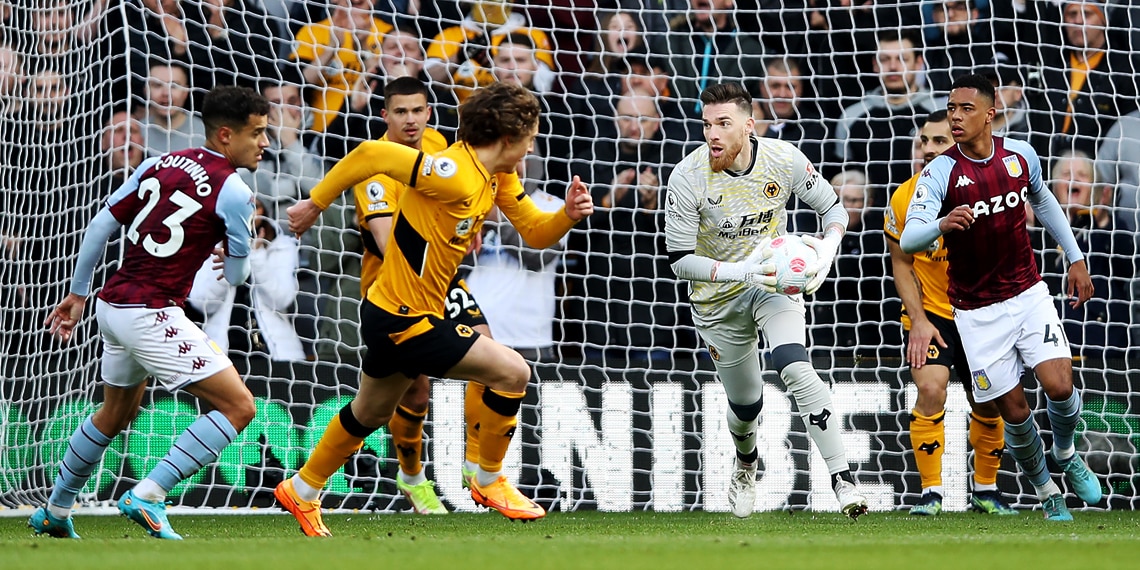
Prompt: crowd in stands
<box><xmin>0</xmin><ymin>0</ymin><xmax>1137</xmax><ymax>365</ymax></box>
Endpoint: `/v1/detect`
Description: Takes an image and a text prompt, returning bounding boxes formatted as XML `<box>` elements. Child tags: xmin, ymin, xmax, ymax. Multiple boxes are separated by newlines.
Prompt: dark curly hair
<box><xmin>456</xmin><ymin>82</ymin><xmax>541</xmax><ymax>147</ymax></box>
<box><xmin>202</xmin><ymin>85</ymin><xmax>270</xmax><ymax>138</ymax></box>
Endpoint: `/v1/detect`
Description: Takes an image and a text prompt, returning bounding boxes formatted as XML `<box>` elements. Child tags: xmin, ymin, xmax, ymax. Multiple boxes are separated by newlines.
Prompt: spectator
<box><xmin>569</xmin><ymin>90</ymin><xmax>694</xmax><ymax>358</ymax></box>
<box><xmin>322</xmin><ymin>24</ymin><xmax>452</xmax><ymax>161</ymax></box>
<box><xmin>137</xmin><ymin>61</ymin><xmax>206</xmax><ymax>155</ymax></box>
<box><xmin>832</xmin><ymin>30</ymin><xmax>937</xmax><ymax>201</ymax></box>
<box><xmin>424</xmin><ymin>0</ymin><xmax>555</xmax><ymax>102</ymax></box>
<box><xmin>98</xmin><ymin>109</ymin><xmax>147</xmax><ymax>193</ymax></box>
<box><xmin>804</xmin><ymin>0</ymin><xmax>922</xmax><ymax>119</ymax></box>
<box><xmin>490</xmin><ymin>33</ymin><xmax>574</xmax><ymax>195</ymax></box>
<box><xmin>922</xmin><ymin>0</ymin><xmax>1009</xmax><ymax>96</ymax></box>
<box><xmin>752</xmin><ymin>57</ymin><xmax>827</xmax><ymax>234</ymax></box>
<box><xmin>288</xmin><ymin>0</ymin><xmax>391</xmax><ymax>138</ymax></box>
<box><xmin>243</xmin><ymin>78</ymin><xmax>326</xmax><ymax>224</ymax></box>
<box><xmin>753</xmin><ymin>57</ymin><xmax>827</xmax><ymax>177</ymax></box>
<box><xmin>102</xmin><ymin>0</ymin><xmax>210</xmax><ymax>106</ymax></box>
<box><xmin>188</xmin><ymin>198</ymin><xmax>306</xmax><ymax>362</ymax></box>
<box><xmin>0</xmin><ymin>43</ymin><xmax>23</xmax><ymax>120</ymax></box>
<box><xmin>183</xmin><ymin>0</ymin><xmax>283</xmax><ymax>91</ymax></box>
<box><xmin>809</xmin><ymin>170</ymin><xmax>889</xmax><ymax>355</ymax></box>
<box><xmin>650</xmin><ymin>0</ymin><xmax>766</xmax><ymax>116</ymax></box>
<box><xmin>980</xmin><ymin>64</ymin><xmax>1030</xmax><ymax>141</ymax></box>
<box><xmin>1096</xmin><ymin>108</ymin><xmax>1140</xmax><ymax>230</ymax></box>
<box><xmin>570</xmin><ymin>49</ymin><xmax>696</xmax><ymax>156</ymax></box>
<box><xmin>1037</xmin><ymin>151</ymin><xmax>1135</xmax><ymax>359</ymax></box>
<box><xmin>1026</xmin><ymin>0</ymin><xmax>1140</xmax><ymax>160</ymax></box>
<box><xmin>246</xmin><ymin>77</ymin><xmax>327</xmax><ymax>357</ymax></box>
<box><xmin>584</xmin><ymin>8</ymin><xmax>646</xmax><ymax>76</ymax></box>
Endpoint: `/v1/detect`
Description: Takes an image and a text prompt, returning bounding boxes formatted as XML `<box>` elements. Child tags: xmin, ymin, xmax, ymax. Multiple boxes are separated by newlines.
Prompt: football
<box><xmin>767</xmin><ymin>234</ymin><xmax>818</xmax><ymax>295</ymax></box>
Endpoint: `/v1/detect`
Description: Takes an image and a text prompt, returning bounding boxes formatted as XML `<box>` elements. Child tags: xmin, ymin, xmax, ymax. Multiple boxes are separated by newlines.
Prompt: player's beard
<box><xmin>709</xmin><ymin>138</ymin><xmax>744</xmax><ymax>173</ymax></box>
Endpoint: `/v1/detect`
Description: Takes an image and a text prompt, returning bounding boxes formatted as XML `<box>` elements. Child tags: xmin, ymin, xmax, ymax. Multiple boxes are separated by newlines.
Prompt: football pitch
<box><xmin>3</xmin><ymin>510</ymin><xmax>1140</xmax><ymax>569</ymax></box>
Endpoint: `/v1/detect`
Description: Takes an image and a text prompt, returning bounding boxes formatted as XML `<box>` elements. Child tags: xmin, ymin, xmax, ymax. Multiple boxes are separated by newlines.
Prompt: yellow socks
<box><xmin>298</xmin><ymin>407</ymin><xmax>372</xmax><ymax>490</ymax></box>
<box><xmin>465</xmin><ymin>382</ymin><xmax>484</xmax><ymax>464</ymax></box>
<box><xmin>477</xmin><ymin>387</ymin><xmax>524</xmax><ymax>473</ymax></box>
<box><xmin>389</xmin><ymin>405</ymin><xmax>427</xmax><ymax>477</ymax></box>
<box><xmin>970</xmin><ymin>413</ymin><xmax>1005</xmax><ymax>487</ymax></box>
<box><xmin>910</xmin><ymin>409</ymin><xmax>947</xmax><ymax>490</ymax></box>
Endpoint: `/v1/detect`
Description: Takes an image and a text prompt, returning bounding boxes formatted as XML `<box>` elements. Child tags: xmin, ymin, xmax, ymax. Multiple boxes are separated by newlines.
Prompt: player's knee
<box><xmin>225</xmin><ymin>390</ymin><xmax>257</xmax><ymax>431</ymax></box>
<box><xmin>493</xmin><ymin>351</ymin><xmax>532</xmax><ymax>393</ymax></box>
<box><xmin>92</xmin><ymin>407</ymin><xmax>133</xmax><ymax>435</ymax></box>
<box><xmin>970</xmin><ymin>399</ymin><xmax>1000</xmax><ymax>419</ymax></box>
<box><xmin>771</xmin><ymin>343</ymin><xmax>810</xmax><ymax>375</ymax></box>
<box><xmin>914</xmin><ymin>380</ymin><xmax>948</xmax><ymax>410</ymax></box>
<box><xmin>728</xmin><ymin>397</ymin><xmax>764</xmax><ymax>423</ymax></box>
<box><xmin>772</xmin><ymin>344</ymin><xmax>816</xmax><ymax>389</ymax></box>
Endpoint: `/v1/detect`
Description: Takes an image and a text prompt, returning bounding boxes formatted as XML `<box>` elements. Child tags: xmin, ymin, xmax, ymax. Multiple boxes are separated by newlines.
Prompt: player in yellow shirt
<box><xmin>277</xmin><ymin>82</ymin><xmax>593</xmax><ymax>535</ymax></box>
<box><xmin>350</xmin><ymin>77</ymin><xmax>497</xmax><ymax>515</ymax></box>
<box><xmin>885</xmin><ymin>110</ymin><xmax>1016</xmax><ymax>517</ymax></box>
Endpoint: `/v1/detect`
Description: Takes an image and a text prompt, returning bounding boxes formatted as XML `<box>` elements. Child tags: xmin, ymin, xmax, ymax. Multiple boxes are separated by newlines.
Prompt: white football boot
<box><xmin>727</xmin><ymin>458</ymin><xmax>757</xmax><ymax>518</ymax></box>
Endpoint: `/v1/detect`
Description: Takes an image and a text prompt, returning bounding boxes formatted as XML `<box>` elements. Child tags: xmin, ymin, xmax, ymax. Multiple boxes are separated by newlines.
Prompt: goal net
<box><xmin>1</xmin><ymin>0</ymin><xmax>1137</xmax><ymax>515</ymax></box>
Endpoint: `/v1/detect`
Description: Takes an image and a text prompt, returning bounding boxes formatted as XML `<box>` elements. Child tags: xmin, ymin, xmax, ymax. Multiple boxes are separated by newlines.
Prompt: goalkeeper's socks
<box><xmin>783</xmin><ymin>362</ymin><xmax>849</xmax><ymax>474</ymax></box>
<box><xmin>389</xmin><ymin>404</ymin><xmax>427</xmax><ymax>478</ymax></box>
<box><xmin>1004</xmin><ymin>415</ymin><xmax>1051</xmax><ymax>489</ymax></box>
<box><xmin>969</xmin><ymin>413</ymin><xmax>1004</xmax><ymax>487</ymax></box>
<box><xmin>909</xmin><ymin>409</ymin><xmax>946</xmax><ymax>490</ymax></box>
<box><xmin>1046</xmin><ymin>391</ymin><xmax>1082</xmax><ymax>457</ymax></box>
<box><xmin>726</xmin><ymin>397</ymin><xmax>762</xmax><ymax>462</ymax></box>
<box><xmin>48</xmin><ymin>416</ymin><xmax>113</xmax><ymax>518</ymax></box>
<box><xmin>146</xmin><ymin>411</ymin><xmax>237</xmax><ymax>497</ymax></box>
<box><xmin>465</xmin><ymin>382</ymin><xmax>485</xmax><ymax>464</ymax></box>
<box><xmin>298</xmin><ymin>404</ymin><xmax>373</xmax><ymax>491</ymax></box>
<box><xmin>477</xmin><ymin>388</ymin><xmax>524</xmax><ymax>474</ymax></box>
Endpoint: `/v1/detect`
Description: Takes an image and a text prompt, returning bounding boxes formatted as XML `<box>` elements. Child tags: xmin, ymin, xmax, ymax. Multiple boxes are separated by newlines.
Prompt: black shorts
<box><xmin>359</xmin><ymin>300</ymin><xmax>481</xmax><ymax>379</ymax></box>
<box><xmin>903</xmin><ymin>311</ymin><xmax>970</xmax><ymax>385</ymax></box>
<box><xmin>444</xmin><ymin>277</ymin><xmax>488</xmax><ymax>328</ymax></box>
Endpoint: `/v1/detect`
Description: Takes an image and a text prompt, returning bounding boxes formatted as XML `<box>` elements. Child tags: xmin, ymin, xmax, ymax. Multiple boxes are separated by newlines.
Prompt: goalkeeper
<box><xmin>664</xmin><ymin>83</ymin><xmax>868</xmax><ymax>520</ymax></box>
<box><xmin>278</xmin><ymin>82</ymin><xmax>593</xmax><ymax>535</ymax></box>
<box><xmin>885</xmin><ymin>110</ymin><xmax>1016</xmax><ymax>517</ymax></box>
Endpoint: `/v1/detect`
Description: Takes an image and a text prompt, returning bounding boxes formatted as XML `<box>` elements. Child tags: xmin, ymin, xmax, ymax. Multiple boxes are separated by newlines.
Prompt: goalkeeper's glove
<box><xmin>801</xmin><ymin>229</ymin><xmax>842</xmax><ymax>295</ymax></box>
<box><xmin>713</xmin><ymin>237</ymin><xmax>776</xmax><ymax>290</ymax></box>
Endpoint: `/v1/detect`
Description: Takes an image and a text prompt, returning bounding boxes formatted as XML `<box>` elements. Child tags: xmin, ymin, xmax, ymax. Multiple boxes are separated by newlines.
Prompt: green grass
<box><xmin>4</xmin><ymin>510</ymin><xmax>1140</xmax><ymax>569</ymax></box>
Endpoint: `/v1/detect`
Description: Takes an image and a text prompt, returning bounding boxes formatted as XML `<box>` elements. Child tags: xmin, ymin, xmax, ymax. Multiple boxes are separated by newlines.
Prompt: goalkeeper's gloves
<box><xmin>713</xmin><ymin>237</ymin><xmax>776</xmax><ymax>290</ymax></box>
<box><xmin>801</xmin><ymin>229</ymin><xmax>842</xmax><ymax>295</ymax></box>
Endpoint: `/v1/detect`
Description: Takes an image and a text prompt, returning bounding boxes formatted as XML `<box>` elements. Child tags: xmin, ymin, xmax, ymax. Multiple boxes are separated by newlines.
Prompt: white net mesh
<box><xmin>1</xmin><ymin>0</ymin><xmax>1138</xmax><ymax>514</ymax></box>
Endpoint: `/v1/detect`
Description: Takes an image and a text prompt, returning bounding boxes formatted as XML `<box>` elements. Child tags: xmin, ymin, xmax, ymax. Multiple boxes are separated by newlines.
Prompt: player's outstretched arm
<box><xmin>290</xmin><ymin>141</ymin><xmax>423</xmax><ymax>236</ymax></box>
<box><xmin>501</xmin><ymin>175</ymin><xmax>593</xmax><ymax>249</ymax></box>
<box><xmin>45</xmin><ymin>293</ymin><xmax>87</xmax><ymax>343</ymax></box>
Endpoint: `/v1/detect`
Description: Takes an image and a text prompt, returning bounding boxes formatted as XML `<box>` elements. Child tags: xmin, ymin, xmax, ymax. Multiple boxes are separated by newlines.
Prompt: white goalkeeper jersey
<box><xmin>665</xmin><ymin>136</ymin><xmax>840</xmax><ymax>312</ymax></box>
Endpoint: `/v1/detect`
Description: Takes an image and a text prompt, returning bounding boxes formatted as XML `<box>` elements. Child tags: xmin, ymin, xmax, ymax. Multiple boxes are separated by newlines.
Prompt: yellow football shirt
<box><xmin>309</xmin><ymin>140</ymin><xmax>577</xmax><ymax>319</ymax></box>
<box><xmin>884</xmin><ymin>172</ymin><xmax>954</xmax><ymax>328</ymax></box>
<box><xmin>352</xmin><ymin>128</ymin><xmax>449</xmax><ymax>295</ymax></box>
<box><xmin>290</xmin><ymin>18</ymin><xmax>392</xmax><ymax>133</ymax></box>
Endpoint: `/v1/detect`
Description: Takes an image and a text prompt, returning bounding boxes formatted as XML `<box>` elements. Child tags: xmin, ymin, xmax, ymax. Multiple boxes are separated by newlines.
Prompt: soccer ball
<box><xmin>767</xmin><ymin>234</ymin><xmax>818</xmax><ymax>295</ymax></box>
